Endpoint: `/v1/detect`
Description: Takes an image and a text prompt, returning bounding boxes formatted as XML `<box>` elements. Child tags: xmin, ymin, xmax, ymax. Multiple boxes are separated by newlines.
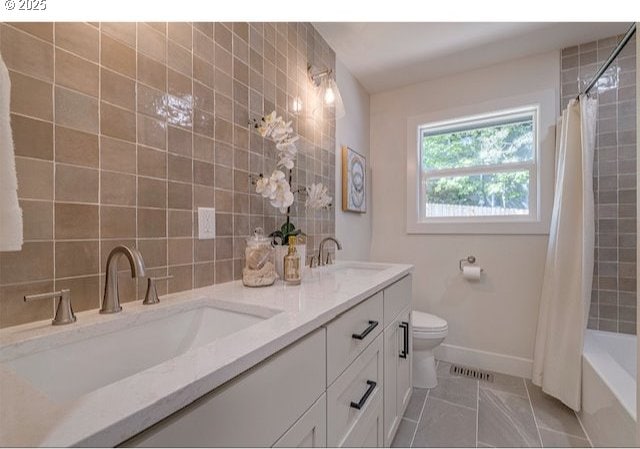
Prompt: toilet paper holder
<box><xmin>459</xmin><ymin>256</ymin><xmax>483</xmax><ymax>272</ymax></box>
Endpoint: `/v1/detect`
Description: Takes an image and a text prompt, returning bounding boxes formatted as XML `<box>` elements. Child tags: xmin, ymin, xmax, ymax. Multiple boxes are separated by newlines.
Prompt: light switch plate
<box><xmin>198</xmin><ymin>207</ymin><xmax>216</xmax><ymax>240</ymax></box>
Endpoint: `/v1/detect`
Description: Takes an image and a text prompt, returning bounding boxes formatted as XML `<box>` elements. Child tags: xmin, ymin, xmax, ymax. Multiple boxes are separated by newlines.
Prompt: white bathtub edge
<box><xmin>583</xmin><ymin>330</ymin><xmax>636</xmax><ymax>420</ymax></box>
<box><xmin>580</xmin><ymin>330</ymin><xmax>637</xmax><ymax>447</ymax></box>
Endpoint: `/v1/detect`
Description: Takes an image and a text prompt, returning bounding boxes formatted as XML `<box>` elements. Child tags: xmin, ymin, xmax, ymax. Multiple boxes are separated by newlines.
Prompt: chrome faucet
<box><xmin>318</xmin><ymin>237</ymin><xmax>342</xmax><ymax>266</ymax></box>
<box><xmin>101</xmin><ymin>245</ymin><xmax>146</xmax><ymax>314</ymax></box>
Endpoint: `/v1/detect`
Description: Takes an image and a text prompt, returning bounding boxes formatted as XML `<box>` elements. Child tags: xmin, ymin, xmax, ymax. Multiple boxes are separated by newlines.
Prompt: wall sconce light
<box><xmin>308</xmin><ymin>64</ymin><xmax>345</xmax><ymax>119</ymax></box>
<box><xmin>291</xmin><ymin>96</ymin><xmax>303</xmax><ymax>115</ymax></box>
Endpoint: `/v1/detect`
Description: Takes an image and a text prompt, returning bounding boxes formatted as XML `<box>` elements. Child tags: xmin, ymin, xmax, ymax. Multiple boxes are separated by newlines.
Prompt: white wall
<box><xmin>370</xmin><ymin>51</ymin><xmax>560</xmax><ymax>377</ymax></box>
<box><xmin>335</xmin><ymin>58</ymin><xmax>372</xmax><ymax>261</ymax></box>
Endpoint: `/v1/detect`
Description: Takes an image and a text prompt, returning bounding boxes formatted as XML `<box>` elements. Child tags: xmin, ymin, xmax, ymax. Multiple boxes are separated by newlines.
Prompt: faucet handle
<box><xmin>24</xmin><ymin>289</ymin><xmax>76</xmax><ymax>325</ymax></box>
<box><xmin>143</xmin><ymin>275</ymin><xmax>173</xmax><ymax>305</ymax></box>
<box><xmin>308</xmin><ymin>255</ymin><xmax>318</xmax><ymax>268</ymax></box>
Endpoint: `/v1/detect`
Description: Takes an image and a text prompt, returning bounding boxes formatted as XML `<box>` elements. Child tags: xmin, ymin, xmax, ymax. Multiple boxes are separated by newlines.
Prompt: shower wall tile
<box><xmin>0</xmin><ymin>22</ymin><xmax>336</xmax><ymax>328</ymax></box>
<box><xmin>10</xmin><ymin>22</ymin><xmax>53</xmax><ymax>42</ymax></box>
<box><xmin>562</xmin><ymin>33</ymin><xmax>637</xmax><ymax>335</ymax></box>
<box><xmin>0</xmin><ymin>24</ymin><xmax>53</xmax><ymax>81</ymax></box>
<box><xmin>54</xmin><ymin>22</ymin><xmax>99</xmax><ymax>61</ymax></box>
<box><xmin>9</xmin><ymin>71</ymin><xmax>53</xmax><ymax>120</ymax></box>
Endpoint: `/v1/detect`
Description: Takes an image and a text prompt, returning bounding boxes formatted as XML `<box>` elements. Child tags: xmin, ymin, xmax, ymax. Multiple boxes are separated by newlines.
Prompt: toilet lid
<box><xmin>412</xmin><ymin>311</ymin><xmax>448</xmax><ymax>332</ymax></box>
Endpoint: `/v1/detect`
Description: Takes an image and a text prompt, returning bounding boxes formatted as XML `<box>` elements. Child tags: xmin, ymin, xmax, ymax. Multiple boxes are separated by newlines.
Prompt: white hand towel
<box><xmin>0</xmin><ymin>53</ymin><xmax>23</xmax><ymax>252</ymax></box>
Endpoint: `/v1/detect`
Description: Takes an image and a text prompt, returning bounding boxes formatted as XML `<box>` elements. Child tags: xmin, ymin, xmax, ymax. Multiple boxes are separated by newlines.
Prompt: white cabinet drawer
<box><xmin>383</xmin><ymin>275</ymin><xmax>412</xmax><ymax>327</ymax></box>
<box><xmin>327</xmin><ymin>333</ymin><xmax>384</xmax><ymax>447</ymax></box>
<box><xmin>273</xmin><ymin>393</ymin><xmax>326</xmax><ymax>448</ymax></box>
<box><xmin>123</xmin><ymin>328</ymin><xmax>326</xmax><ymax>447</ymax></box>
<box><xmin>341</xmin><ymin>393</ymin><xmax>384</xmax><ymax>448</ymax></box>
<box><xmin>326</xmin><ymin>292</ymin><xmax>383</xmax><ymax>385</ymax></box>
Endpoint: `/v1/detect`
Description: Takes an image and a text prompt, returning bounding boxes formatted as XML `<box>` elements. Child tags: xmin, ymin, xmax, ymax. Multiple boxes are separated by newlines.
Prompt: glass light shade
<box><xmin>291</xmin><ymin>96</ymin><xmax>303</xmax><ymax>114</ymax></box>
<box><xmin>323</xmin><ymin>77</ymin><xmax>345</xmax><ymax>119</ymax></box>
<box><xmin>324</xmin><ymin>83</ymin><xmax>335</xmax><ymax>104</ymax></box>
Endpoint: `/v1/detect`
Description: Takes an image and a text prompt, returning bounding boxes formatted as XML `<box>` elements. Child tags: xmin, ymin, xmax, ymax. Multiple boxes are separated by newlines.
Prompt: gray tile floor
<box><xmin>391</xmin><ymin>361</ymin><xmax>591</xmax><ymax>448</ymax></box>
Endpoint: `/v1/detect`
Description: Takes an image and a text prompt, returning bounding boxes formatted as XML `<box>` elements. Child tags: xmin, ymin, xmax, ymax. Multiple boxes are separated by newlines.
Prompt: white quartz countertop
<box><xmin>0</xmin><ymin>261</ymin><xmax>413</xmax><ymax>447</ymax></box>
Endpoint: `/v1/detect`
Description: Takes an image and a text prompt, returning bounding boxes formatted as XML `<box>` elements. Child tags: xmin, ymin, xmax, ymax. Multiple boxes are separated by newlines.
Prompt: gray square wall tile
<box><xmin>0</xmin><ymin>21</ymin><xmax>338</xmax><ymax>328</ymax></box>
<box><xmin>619</xmin><ymin>321</ymin><xmax>636</xmax><ymax>334</ymax></box>
<box><xmin>561</xmin><ymin>33</ymin><xmax>637</xmax><ymax>335</ymax></box>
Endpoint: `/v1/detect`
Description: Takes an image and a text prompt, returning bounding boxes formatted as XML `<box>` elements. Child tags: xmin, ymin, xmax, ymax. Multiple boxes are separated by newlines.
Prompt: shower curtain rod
<box><xmin>577</xmin><ymin>22</ymin><xmax>636</xmax><ymax>99</ymax></box>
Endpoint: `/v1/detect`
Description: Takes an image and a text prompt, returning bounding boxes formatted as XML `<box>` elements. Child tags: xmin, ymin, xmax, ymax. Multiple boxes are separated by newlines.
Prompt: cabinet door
<box><xmin>327</xmin><ymin>333</ymin><xmax>384</xmax><ymax>447</ymax></box>
<box><xmin>273</xmin><ymin>393</ymin><xmax>327</xmax><ymax>448</ymax></box>
<box><xmin>123</xmin><ymin>328</ymin><xmax>326</xmax><ymax>447</ymax></box>
<box><xmin>383</xmin><ymin>307</ymin><xmax>412</xmax><ymax>447</ymax></box>
<box><xmin>397</xmin><ymin>308</ymin><xmax>412</xmax><ymax>422</ymax></box>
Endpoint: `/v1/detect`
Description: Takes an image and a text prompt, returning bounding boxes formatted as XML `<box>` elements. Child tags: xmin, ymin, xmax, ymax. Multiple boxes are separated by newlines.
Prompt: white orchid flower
<box><xmin>278</xmin><ymin>157</ymin><xmax>295</xmax><ymax>170</ymax></box>
<box><xmin>276</xmin><ymin>135</ymin><xmax>299</xmax><ymax>149</ymax></box>
<box><xmin>276</xmin><ymin>137</ymin><xmax>298</xmax><ymax>169</ymax></box>
<box><xmin>262</xmin><ymin>172</ymin><xmax>294</xmax><ymax>213</ymax></box>
<box><xmin>270</xmin><ymin>129</ymin><xmax>287</xmax><ymax>142</ymax></box>
<box><xmin>305</xmin><ymin>183</ymin><xmax>332</xmax><ymax>209</ymax></box>
<box><xmin>255</xmin><ymin>176</ymin><xmax>271</xmax><ymax>196</ymax></box>
<box><xmin>256</xmin><ymin>111</ymin><xmax>279</xmax><ymax>138</ymax></box>
<box><xmin>271</xmin><ymin>187</ymin><xmax>294</xmax><ymax>213</ymax></box>
<box><xmin>271</xmin><ymin>170</ymin><xmax>284</xmax><ymax>179</ymax></box>
<box><xmin>254</xmin><ymin>111</ymin><xmax>303</xmax><ymax>213</ymax></box>
<box><xmin>270</xmin><ymin>119</ymin><xmax>292</xmax><ymax>139</ymax></box>
<box><xmin>256</xmin><ymin>170</ymin><xmax>293</xmax><ymax>213</ymax></box>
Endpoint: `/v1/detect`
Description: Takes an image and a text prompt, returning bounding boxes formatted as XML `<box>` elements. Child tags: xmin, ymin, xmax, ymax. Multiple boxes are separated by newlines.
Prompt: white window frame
<box><xmin>406</xmin><ymin>89</ymin><xmax>556</xmax><ymax>235</ymax></box>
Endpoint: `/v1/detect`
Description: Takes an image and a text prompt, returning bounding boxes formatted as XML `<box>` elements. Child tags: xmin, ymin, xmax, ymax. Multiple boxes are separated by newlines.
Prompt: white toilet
<box><xmin>412</xmin><ymin>311</ymin><xmax>448</xmax><ymax>389</ymax></box>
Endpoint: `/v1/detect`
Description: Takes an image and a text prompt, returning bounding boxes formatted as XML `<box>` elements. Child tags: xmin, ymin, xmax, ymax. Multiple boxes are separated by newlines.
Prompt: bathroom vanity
<box><xmin>0</xmin><ymin>262</ymin><xmax>413</xmax><ymax>447</ymax></box>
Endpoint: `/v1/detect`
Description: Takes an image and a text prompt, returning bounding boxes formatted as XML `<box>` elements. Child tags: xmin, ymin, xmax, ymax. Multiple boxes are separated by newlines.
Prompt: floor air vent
<box><xmin>449</xmin><ymin>364</ymin><xmax>494</xmax><ymax>382</ymax></box>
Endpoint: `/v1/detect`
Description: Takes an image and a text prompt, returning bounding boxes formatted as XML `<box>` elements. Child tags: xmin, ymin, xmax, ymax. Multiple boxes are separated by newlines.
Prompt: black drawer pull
<box><xmin>352</xmin><ymin>320</ymin><xmax>378</xmax><ymax>340</ymax></box>
<box><xmin>350</xmin><ymin>380</ymin><xmax>377</xmax><ymax>410</ymax></box>
<box><xmin>399</xmin><ymin>321</ymin><xmax>409</xmax><ymax>359</ymax></box>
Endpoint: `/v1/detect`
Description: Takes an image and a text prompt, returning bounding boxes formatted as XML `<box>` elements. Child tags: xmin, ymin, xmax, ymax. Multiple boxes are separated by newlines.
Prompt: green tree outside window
<box><xmin>422</xmin><ymin>120</ymin><xmax>533</xmax><ymax>213</ymax></box>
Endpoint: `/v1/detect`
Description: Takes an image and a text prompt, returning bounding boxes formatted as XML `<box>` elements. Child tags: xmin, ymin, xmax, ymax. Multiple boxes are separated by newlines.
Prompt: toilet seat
<box><xmin>412</xmin><ymin>311</ymin><xmax>448</xmax><ymax>337</ymax></box>
<box><xmin>414</xmin><ymin>328</ymin><xmax>448</xmax><ymax>339</ymax></box>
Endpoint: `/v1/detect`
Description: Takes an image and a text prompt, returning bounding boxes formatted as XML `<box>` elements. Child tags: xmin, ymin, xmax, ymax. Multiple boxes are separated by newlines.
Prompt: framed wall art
<box><xmin>342</xmin><ymin>146</ymin><xmax>366</xmax><ymax>213</ymax></box>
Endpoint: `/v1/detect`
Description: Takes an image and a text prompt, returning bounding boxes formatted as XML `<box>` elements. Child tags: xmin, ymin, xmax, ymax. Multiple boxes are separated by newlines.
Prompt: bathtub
<box><xmin>579</xmin><ymin>329</ymin><xmax>637</xmax><ymax>447</ymax></box>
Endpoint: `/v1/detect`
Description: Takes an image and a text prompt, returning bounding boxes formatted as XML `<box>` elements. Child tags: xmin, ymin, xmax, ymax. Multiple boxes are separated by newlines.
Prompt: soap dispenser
<box><xmin>283</xmin><ymin>236</ymin><xmax>301</xmax><ymax>285</ymax></box>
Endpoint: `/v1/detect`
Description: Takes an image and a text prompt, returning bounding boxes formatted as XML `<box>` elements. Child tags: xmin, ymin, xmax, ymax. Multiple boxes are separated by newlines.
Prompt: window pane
<box><xmin>424</xmin><ymin>171</ymin><xmax>530</xmax><ymax>218</ymax></box>
<box><xmin>422</xmin><ymin>117</ymin><xmax>534</xmax><ymax>171</ymax></box>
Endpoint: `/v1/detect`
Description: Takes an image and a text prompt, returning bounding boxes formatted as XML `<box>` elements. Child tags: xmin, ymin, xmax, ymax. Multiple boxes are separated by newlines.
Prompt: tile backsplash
<box><xmin>561</xmin><ymin>34</ymin><xmax>637</xmax><ymax>335</ymax></box>
<box><xmin>0</xmin><ymin>22</ymin><xmax>336</xmax><ymax>328</ymax></box>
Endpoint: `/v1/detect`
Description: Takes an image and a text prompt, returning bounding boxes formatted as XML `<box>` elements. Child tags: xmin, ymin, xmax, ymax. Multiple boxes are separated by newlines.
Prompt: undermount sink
<box><xmin>5</xmin><ymin>305</ymin><xmax>269</xmax><ymax>402</ymax></box>
<box><xmin>329</xmin><ymin>262</ymin><xmax>392</xmax><ymax>275</ymax></box>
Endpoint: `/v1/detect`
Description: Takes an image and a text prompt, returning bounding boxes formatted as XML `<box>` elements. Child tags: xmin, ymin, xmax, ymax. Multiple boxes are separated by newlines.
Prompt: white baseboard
<box><xmin>434</xmin><ymin>343</ymin><xmax>533</xmax><ymax>379</ymax></box>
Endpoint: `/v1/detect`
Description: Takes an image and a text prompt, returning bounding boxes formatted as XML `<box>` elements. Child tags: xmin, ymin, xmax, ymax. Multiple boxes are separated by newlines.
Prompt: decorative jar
<box><xmin>242</xmin><ymin>228</ymin><xmax>277</xmax><ymax>287</ymax></box>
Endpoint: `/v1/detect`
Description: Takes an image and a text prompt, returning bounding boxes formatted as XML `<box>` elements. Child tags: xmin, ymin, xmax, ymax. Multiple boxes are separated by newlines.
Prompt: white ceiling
<box><xmin>313</xmin><ymin>22</ymin><xmax>630</xmax><ymax>93</ymax></box>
